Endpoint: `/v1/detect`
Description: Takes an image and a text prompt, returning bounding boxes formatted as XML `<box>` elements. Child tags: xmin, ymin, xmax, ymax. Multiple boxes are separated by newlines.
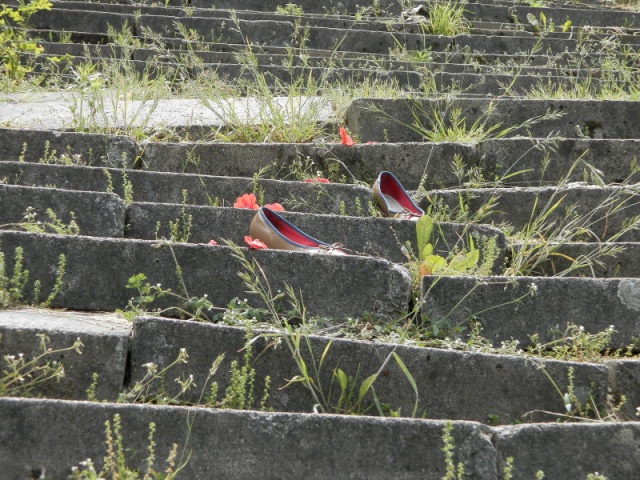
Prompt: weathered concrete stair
<box><xmin>16</xmin><ymin>0</ymin><xmax>640</xmax><ymax>97</ymax></box>
<box><xmin>1</xmin><ymin>311</ymin><xmax>640</xmax><ymax>477</ymax></box>
<box><xmin>346</xmin><ymin>98</ymin><xmax>640</xmax><ymax>142</ymax></box>
<box><xmin>2</xmin><ymin>0</ymin><xmax>640</xmax><ymax>477</ymax></box>
<box><xmin>0</xmin><ymin>230</ymin><xmax>413</xmax><ymax>319</ymax></box>
<box><xmin>4</xmin><ymin>396</ymin><xmax>640</xmax><ymax>479</ymax></box>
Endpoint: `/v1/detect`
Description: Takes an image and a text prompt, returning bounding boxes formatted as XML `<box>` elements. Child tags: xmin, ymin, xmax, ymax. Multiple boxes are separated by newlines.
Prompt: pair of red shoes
<box><xmin>249</xmin><ymin>172</ymin><xmax>423</xmax><ymax>255</ymax></box>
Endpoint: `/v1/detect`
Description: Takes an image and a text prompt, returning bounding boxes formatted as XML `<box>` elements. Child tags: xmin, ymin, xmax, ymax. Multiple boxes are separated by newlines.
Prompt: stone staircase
<box><xmin>1</xmin><ymin>0</ymin><xmax>640</xmax><ymax>478</ymax></box>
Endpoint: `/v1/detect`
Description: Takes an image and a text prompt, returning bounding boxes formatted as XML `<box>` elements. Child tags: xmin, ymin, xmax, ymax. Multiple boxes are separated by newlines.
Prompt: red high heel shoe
<box><xmin>372</xmin><ymin>171</ymin><xmax>424</xmax><ymax>221</ymax></box>
<box><xmin>249</xmin><ymin>207</ymin><xmax>347</xmax><ymax>255</ymax></box>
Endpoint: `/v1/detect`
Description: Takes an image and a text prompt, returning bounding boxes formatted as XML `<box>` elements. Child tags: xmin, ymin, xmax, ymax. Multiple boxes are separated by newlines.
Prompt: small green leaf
<box><xmin>335</xmin><ymin>368</ymin><xmax>348</xmax><ymax>392</ymax></box>
<box><xmin>421</xmin><ymin>243</ymin><xmax>434</xmax><ymax>259</ymax></box>
<box><xmin>319</xmin><ymin>340</ymin><xmax>332</xmax><ymax>369</ymax></box>
<box><xmin>358</xmin><ymin>374</ymin><xmax>378</xmax><ymax>403</ymax></box>
<box><xmin>422</xmin><ymin>255</ymin><xmax>447</xmax><ymax>275</ymax></box>
<box><xmin>393</xmin><ymin>352</ymin><xmax>419</xmax><ymax>418</ymax></box>
<box><xmin>416</xmin><ymin>216</ymin><xmax>434</xmax><ymax>259</ymax></box>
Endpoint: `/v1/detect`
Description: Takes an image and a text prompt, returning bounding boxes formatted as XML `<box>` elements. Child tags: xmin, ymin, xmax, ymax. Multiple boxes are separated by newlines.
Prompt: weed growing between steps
<box><xmin>70</xmin><ymin>413</ymin><xmax>184</xmax><ymax>480</ymax></box>
<box><xmin>20</xmin><ymin>140</ymin><xmax>87</xmax><ymax>166</ymax></box>
<box><xmin>224</xmin><ymin>241</ymin><xmax>422</xmax><ymax>417</ymax></box>
<box><xmin>0</xmin><ymin>333</ymin><xmax>83</xmax><ymax>398</ymax></box>
<box><xmin>422</xmin><ymin>146</ymin><xmax>640</xmax><ymax>277</ymax></box>
<box><xmin>118</xmin><ymin>240</ymin><xmax>640</xmax><ymax>422</ymax></box>
<box><xmin>1</xmin><ymin>206</ymin><xmax>80</xmax><ymax>236</ymax></box>
<box><xmin>419</xmin><ymin>0</ymin><xmax>471</xmax><ymax>36</ymax></box>
<box><xmin>118</xmin><ymin>328</ymin><xmax>272</xmax><ymax>412</ymax></box>
<box><xmin>153</xmin><ymin>190</ymin><xmax>194</xmax><ymax>243</ymax></box>
<box><xmin>522</xmin><ymin>360</ymin><xmax>630</xmax><ymax>423</ymax></box>
<box><xmin>0</xmin><ymin>244</ymin><xmax>66</xmax><ymax>308</ymax></box>
<box><xmin>119</xmin><ymin>240</ymin><xmax>421</xmax><ymax>417</ymax></box>
<box><xmin>372</xmin><ymin>98</ymin><xmax>566</xmax><ymax>143</ymax></box>
<box><xmin>4</xmin><ymin>6</ymin><xmax>419</xmax><ymax>142</ymax></box>
<box><xmin>512</xmin><ymin>31</ymin><xmax>639</xmax><ymax>100</ymax></box>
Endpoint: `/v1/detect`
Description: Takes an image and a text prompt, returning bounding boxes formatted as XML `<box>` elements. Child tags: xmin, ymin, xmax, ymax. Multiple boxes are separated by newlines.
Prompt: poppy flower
<box><xmin>339</xmin><ymin>127</ymin><xmax>355</xmax><ymax>146</ymax></box>
<box><xmin>244</xmin><ymin>236</ymin><xmax>268</xmax><ymax>250</ymax></box>
<box><xmin>234</xmin><ymin>193</ymin><xmax>259</xmax><ymax>209</ymax></box>
<box><xmin>304</xmin><ymin>178</ymin><xmax>330</xmax><ymax>184</ymax></box>
<box><xmin>264</xmin><ymin>203</ymin><xmax>285</xmax><ymax>211</ymax></box>
<box><xmin>208</xmin><ymin>240</ymin><xmax>218</xmax><ymax>246</ymax></box>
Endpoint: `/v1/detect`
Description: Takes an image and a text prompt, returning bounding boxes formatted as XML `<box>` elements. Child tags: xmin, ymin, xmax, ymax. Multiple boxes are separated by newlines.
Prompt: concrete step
<box><xmin>0</xmin><ymin>308</ymin><xmax>618</xmax><ymax>424</ymax></box>
<box><xmin>0</xmin><ymin>161</ymin><xmax>374</xmax><ymax>216</ymax></box>
<box><xmin>422</xmin><ymin>275</ymin><xmax>640</xmax><ymax>352</ymax></box>
<box><xmin>128</xmin><ymin>317</ymin><xmax>617</xmax><ymax>423</ymax></box>
<box><xmin>33</xmin><ymin>0</ymin><xmax>640</xmax><ymax>30</ymax></box>
<box><xmin>0</xmin><ymin>308</ymin><xmax>129</xmax><ymax>401</ymax></box>
<box><xmin>346</xmin><ymin>98</ymin><xmax>640</xmax><ymax>142</ymax></box>
<box><xmin>514</xmin><ymin>241</ymin><xmax>640</xmax><ymax>277</ymax></box>
<box><xmin>0</xmin><ymin>127</ymin><xmax>137</xmax><ymax>168</ymax></box>
<box><xmin>28</xmin><ymin>52</ymin><xmax>424</xmax><ymax>91</ymax></box>
<box><xmin>0</xmin><ymin>397</ymin><xmax>494</xmax><ymax>479</ymax></box>
<box><xmin>4</xmin><ymin>133</ymin><xmax>640</xmax><ymax>192</ymax></box>
<box><xmin>464</xmin><ymin>1</ymin><xmax>640</xmax><ymax>27</ymax></box>
<box><xmin>125</xmin><ymin>202</ymin><xmax>506</xmax><ymax>268</ymax></box>
<box><xmin>0</xmin><ymin>165</ymin><xmax>507</xmax><ymax>268</ymax></box>
<box><xmin>25</xmin><ymin>6</ymin><xmax>640</xmax><ymax>56</ymax></box>
<box><xmin>30</xmin><ymin>41</ymin><xmax>638</xmax><ymax>99</ymax></box>
<box><xmin>38</xmin><ymin>38</ymin><xmax>640</xmax><ymax>73</ymax></box>
<box><xmin>2</xmin><ymin>396</ymin><xmax>640</xmax><ymax>479</ymax></box>
<box><xmin>0</xmin><ymin>230</ymin><xmax>412</xmax><ymax>320</ymax></box>
<box><xmin>0</xmin><ymin>92</ymin><xmax>335</xmax><ymax>133</ymax></box>
<box><xmin>475</xmin><ymin>137</ymin><xmax>640</xmax><ymax>188</ymax></box>
<box><xmin>0</xmin><ymin>184</ymin><xmax>125</xmax><ymax>238</ymax></box>
<box><xmin>433</xmin><ymin>70</ymin><xmax>616</xmax><ymax>97</ymax></box>
<box><xmin>7</xmin><ymin>309</ymin><xmax>636</xmax><ymax>424</ymax></box>
<box><xmin>423</xmin><ymin>184</ymin><xmax>640</xmax><ymax>242</ymax></box>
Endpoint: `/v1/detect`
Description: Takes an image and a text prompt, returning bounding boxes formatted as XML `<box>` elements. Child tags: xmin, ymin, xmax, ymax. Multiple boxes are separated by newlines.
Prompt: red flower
<box><xmin>234</xmin><ymin>193</ymin><xmax>259</xmax><ymax>209</ymax></box>
<box><xmin>208</xmin><ymin>240</ymin><xmax>218</xmax><ymax>246</ymax></box>
<box><xmin>264</xmin><ymin>203</ymin><xmax>285</xmax><ymax>211</ymax></box>
<box><xmin>303</xmin><ymin>178</ymin><xmax>330</xmax><ymax>184</ymax></box>
<box><xmin>244</xmin><ymin>236</ymin><xmax>268</xmax><ymax>250</ymax></box>
<box><xmin>339</xmin><ymin>127</ymin><xmax>355</xmax><ymax>146</ymax></box>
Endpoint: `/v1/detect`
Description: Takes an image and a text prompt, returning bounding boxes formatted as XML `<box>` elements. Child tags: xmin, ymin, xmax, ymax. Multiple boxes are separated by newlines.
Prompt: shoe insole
<box><xmin>382</xmin><ymin>192</ymin><xmax>406</xmax><ymax>213</ymax></box>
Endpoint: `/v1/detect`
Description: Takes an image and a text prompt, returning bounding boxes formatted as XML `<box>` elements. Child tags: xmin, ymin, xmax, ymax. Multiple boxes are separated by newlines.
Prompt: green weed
<box><xmin>275</xmin><ymin>4</ymin><xmax>303</xmax><ymax>16</ymax></box>
<box><xmin>0</xmin><ymin>333</ymin><xmax>83</xmax><ymax>398</ymax></box>
<box><xmin>422</xmin><ymin>0</ymin><xmax>471</xmax><ymax>36</ymax></box>
<box><xmin>0</xmin><ymin>0</ymin><xmax>52</xmax><ymax>89</ymax></box>
<box><xmin>70</xmin><ymin>414</ymin><xmax>183</xmax><ymax>479</ymax></box>
<box><xmin>167</xmin><ymin>190</ymin><xmax>193</xmax><ymax>243</ymax></box>
<box><xmin>0</xmin><ymin>245</ymin><xmax>66</xmax><ymax>309</ymax></box>
<box><xmin>1</xmin><ymin>206</ymin><xmax>80</xmax><ymax>236</ymax></box>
